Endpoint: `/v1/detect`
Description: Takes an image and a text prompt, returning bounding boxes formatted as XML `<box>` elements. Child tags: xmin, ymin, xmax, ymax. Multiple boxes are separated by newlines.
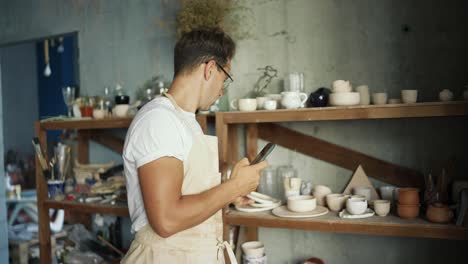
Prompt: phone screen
<box><xmin>250</xmin><ymin>143</ymin><xmax>276</xmax><ymax>165</ymax></box>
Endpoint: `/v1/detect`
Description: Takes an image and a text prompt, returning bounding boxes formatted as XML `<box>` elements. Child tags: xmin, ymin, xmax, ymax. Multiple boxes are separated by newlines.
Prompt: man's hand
<box><xmin>229</xmin><ymin>158</ymin><xmax>268</xmax><ymax>197</ymax></box>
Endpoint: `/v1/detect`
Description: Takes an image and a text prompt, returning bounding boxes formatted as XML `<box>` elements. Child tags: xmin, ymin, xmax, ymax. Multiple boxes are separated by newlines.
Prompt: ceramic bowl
<box><xmin>372</xmin><ymin>93</ymin><xmax>388</xmax><ymax>105</ymax></box>
<box><xmin>379</xmin><ymin>186</ymin><xmax>395</xmax><ymax>201</ymax></box>
<box><xmin>346</xmin><ymin>197</ymin><xmax>368</xmax><ymax>215</ymax></box>
<box><xmin>332</xmin><ymin>80</ymin><xmax>352</xmax><ymax>93</ymax></box>
<box><xmin>326</xmin><ymin>193</ymin><xmax>348</xmax><ymax>212</ymax></box>
<box><xmin>397</xmin><ymin>203</ymin><xmax>419</xmax><ymax>219</ymax></box>
<box><xmin>241</xmin><ymin>241</ymin><xmax>265</xmax><ymax>258</ymax></box>
<box><xmin>329</xmin><ymin>92</ymin><xmax>360</xmax><ymax>106</ymax></box>
<box><xmin>401</xmin><ymin>90</ymin><xmax>418</xmax><ymax>103</ymax></box>
<box><xmin>373</xmin><ymin>200</ymin><xmax>391</xmax><ymax>216</ymax></box>
<box><xmin>398</xmin><ymin>188</ymin><xmax>420</xmax><ymax>205</ymax></box>
<box><xmin>312</xmin><ymin>185</ymin><xmax>332</xmax><ymax>206</ymax></box>
<box><xmin>353</xmin><ymin>186</ymin><xmax>372</xmax><ymax>201</ymax></box>
<box><xmin>426</xmin><ymin>203</ymin><xmax>453</xmax><ymax>223</ymax></box>
<box><xmin>287</xmin><ymin>195</ymin><xmax>316</xmax><ymax>212</ymax></box>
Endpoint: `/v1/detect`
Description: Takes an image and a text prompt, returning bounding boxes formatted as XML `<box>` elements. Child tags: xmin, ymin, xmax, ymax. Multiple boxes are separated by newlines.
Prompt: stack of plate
<box><xmin>235</xmin><ymin>192</ymin><xmax>281</xmax><ymax>212</ymax></box>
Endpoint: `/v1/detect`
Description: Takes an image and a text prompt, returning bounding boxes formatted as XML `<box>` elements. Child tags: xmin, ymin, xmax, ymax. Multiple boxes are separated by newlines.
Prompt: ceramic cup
<box><xmin>379</xmin><ymin>186</ymin><xmax>395</xmax><ymax>201</ymax></box>
<box><xmin>356</xmin><ymin>85</ymin><xmax>370</xmax><ymax>105</ymax></box>
<box><xmin>353</xmin><ymin>186</ymin><xmax>372</xmax><ymax>201</ymax></box>
<box><xmin>230</xmin><ymin>98</ymin><xmax>257</xmax><ymax>111</ymax></box>
<box><xmin>312</xmin><ymin>185</ymin><xmax>332</xmax><ymax>206</ymax></box>
<box><xmin>374</xmin><ymin>200</ymin><xmax>391</xmax><ymax>216</ymax></box>
<box><xmin>281</xmin><ymin>91</ymin><xmax>308</xmax><ymax>109</ymax></box>
<box><xmin>439</xmin><ymin>89</ymin><xmax>454</xmax><ymax>102</ymax></box>
<box><xmin>256</xmin><ymin>97</ymin><xmax>269</xmax><ymax>110</ymax></box>
<box><xmin>93</xmin><ymin>109</ymin><xmax>106</xmax><ymax>119</ymax></box>
<box><xmin>372</xmin><ymin>92</ymin><xmax>388</xmax><ymax>105</ymax></box>
<box><xmin>401</xmin><ymin>90</ymin><xmax>418</xmax><ymax>103</ymax></box>
<box><xmin>241</xmin><ymin>241</ymin><xmax>265</xmax><ymax>258</ymax></box>
<box><xmin>263</xmin><ymin>100</ymin><xmax>278</xmax><ymax>110</ymax></box>
<box><xmin>346</xmin><ymin>197</ymin><xmax>368</xmax><ymax>215</ymax></box>
<box><xmin>326</xmin><ymin>193</ymin><xmax>349</xmax><ymax>212</ymax></box>
<box><xmin>243</xmin><ymin>254</ymin><xmax>267</xmax><ymax>264</ymax></box>
<box><xmin>287</xmin><ymin>195</ymin><xmax>317</xmax><ymax>212</ymax></box>
<box><xmin>398</xmin><ymin>188</ymin><xmax>420</xmax><ymax>205</ymax></box>
<box><xmin>114</xmin><ymin>104</ymin><xmax>129</xmax><ymax>117</ymax></box>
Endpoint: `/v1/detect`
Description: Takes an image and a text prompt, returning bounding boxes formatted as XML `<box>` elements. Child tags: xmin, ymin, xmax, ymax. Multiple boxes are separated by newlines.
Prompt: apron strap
<box><xmin>217</xmin><ymin>239</ymin><xmax>238</xmax><ymax>264</ymax></box>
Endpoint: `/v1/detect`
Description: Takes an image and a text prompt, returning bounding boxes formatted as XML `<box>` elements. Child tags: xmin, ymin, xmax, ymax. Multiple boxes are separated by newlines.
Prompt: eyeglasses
<box><xmin>215</xmin><ymin>61</ymin><xmax>234</xmax><ymax>89</ymax></box>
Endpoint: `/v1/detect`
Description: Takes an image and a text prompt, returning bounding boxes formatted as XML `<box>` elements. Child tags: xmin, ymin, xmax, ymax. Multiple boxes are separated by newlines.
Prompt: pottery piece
<box><xmin>353</xmin><ymin>186</ymin><xmax>372</xmax><ymax>201</ymax></box>
<box><xmin>332</xmin><ymin>80</ymin><xmax>352</xmax><ymax>93</ymax></box>
<box><xmin>397</xmin><ymin>203</ymin><xmax>420</xmax><ymax>219</ymax></box>
<box><xmin>342</xmin><ymin>165</ymin><xmax>380</xmax><ymax>200</ymax></box>
<box><xmin>439</xmin><ymin>89</ymin><xmax>453</xmax><ymax>102</ymax></box>
<box><xmin>281</xmin><ymin>91</ymin><xmax>308</xmax><ymax>109</ymax></box>
<box><xmin>307</xmin><ymin>87</ymin><xmax>331</xmax><ymax>107</ymax></box>
<box><xmin>114</xmin><ymin>104</ymin><xmax>129</xmax><ymax>117</ymax></box>
<box><xmin>329</xmin><ymin>92</ymin><xmax>360</xmax><ymax>106</ymax></box>
<box><xmin>398</xmin><ymin>188</ymin><xmax>420</xmax><ymax>205</ymax></box>
<box><xmin>272</xmin><ymin>205</ymin><xmax>329</xmax><ymax>218</ymax></box>
<box><xmin>230</xmin><ymin>98</ymin><xmax>257</xmax><ymax>111</ymax></box>
<box><xmin>379</xmin><ymin>186</ymin><xmax>395</xmax><ymax>201</ymax></box>
<box><xmin>372</xmin><ymin>92</ymin><xmax>388</xmax><ymax>105</ymax></box>
<box><xmin>401</xmin><ymin>90</ymin><xmax>418</xmax><ymax>103</ymax></box>
<box><xmin>356</xmin><ymin>85</ymin><xmax>370</xmax><ymax>105</ymax></box>
<box><xmin>243</xmin><ymin>254</ymin><xmax>267</xmax><ymax>264</ymax></box>
<box><xmin>92</xmin><ymin>109</ymin><xmax>106</xmax><ymax>119</ymax></box>
<box><xmin>256</xmin><ymin>97</ymin><xmax>269</xmax><ymax>110</ymax></box>
<box><xmin>287</xmin><ymin>195</ymin><xmax>317</xmax><ymax>212</ymax></box>
<box><xmin>346</xmin><ymin>197</ymin><xmax>368</xmax><ymax>215</ymax></box>
<box><xmin>263</xmin><ymin>100</ymin><xmax>278</xmax><ymax>110</ymax></box>
<box><xmin>373</xmin><ymin>200</ymin><xmax>391</xmax><ymax>216</ymax></box>
<box><xmin>339</xmin><ymin>208</ymin><xmax>375</xmax><ymax>219</ymax></box>
<box><xmin>426</xmin><ymin>203</ymin><xmax>453</xmax><ymax>223</ymax></box>
<box><xmin>242</xmin><ymin>241</ymin><xmax>265</xmax><ymax>258</ymax></box>
<box><xmin>326</xmin><ymin>193</ymin><xmax>348</xmax><ymax>212</ymax></box>
<box><xmin>312</xmin><ymin>185</ymin><xmax>332</xmax><ymax>206</ymax></box>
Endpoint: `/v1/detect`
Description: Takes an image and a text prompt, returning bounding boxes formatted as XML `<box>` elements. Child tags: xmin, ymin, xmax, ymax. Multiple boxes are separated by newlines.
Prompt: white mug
<box><xmin>280</xmin><ymin>91</ymin><xmax>308</xmax><ymax>109</ymax></box>
<box><xmin>372</xmin><ymin>92</ymin><xmax>388</xmax><ymax>105</ymax></box>
<box><xmin>113</xmin><ymin>104</ymin><xmax>129</xmax><ymax>117</ymax></box>
<box><xmin>401</xmin><ymin>90</ymin><xmax>418</xmax><ymax>103</ymax></box>
<box><xmin>256</xmin><ymin>97</ymin><xmax>268</xmax><ymax>110</ymax></box>
<box><xmin>356</xmin><ymin>85</ymin><xmax>370</xmax><ymax>105</ymax></box>
<box><xmin>230</xmin><ymin>98</ymin><xmax>257</xmax><ymax>111</ymax></box>
<box><xmin>263</xmin><ymin>99</ymin><xmax>278</xmax><ymax>110</ymax></box>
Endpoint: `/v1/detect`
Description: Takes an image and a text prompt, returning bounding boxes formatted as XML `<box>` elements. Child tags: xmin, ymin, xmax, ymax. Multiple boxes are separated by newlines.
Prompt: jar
<box><xmin>277</xmin><ymin>165</ymin><xmax>298</xmax><ymax>202</ymax></box>
<box><xmin>258</xmin><ymin>167</ymin><xmax>278</xmax><ymax>199</ymax></box>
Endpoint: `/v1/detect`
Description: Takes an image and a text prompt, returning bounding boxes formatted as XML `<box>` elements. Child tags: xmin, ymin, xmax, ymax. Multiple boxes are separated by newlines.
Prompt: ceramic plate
<box><xmin>272</xmin><ymin>205</ymin><xmax>329</xmax><ymax>218</ymax></box>
<box><xmin>339</xmin><ymin>208</ymin><xmax>375</xmax><ymax>219</ymax></box>
<box><xmin>235</xmin><ymin>203</ymin><xmax>280</xmax><ymax>213</ymax></box>
<box><xmin>247</xmin><ymin>192</ymin><xmax>281</xmax><ymax>205</ymax></box>
<box><xmin>250</xmin><ymin>201</ymin><xmax>282</xmax><ymax>208</ymax></box>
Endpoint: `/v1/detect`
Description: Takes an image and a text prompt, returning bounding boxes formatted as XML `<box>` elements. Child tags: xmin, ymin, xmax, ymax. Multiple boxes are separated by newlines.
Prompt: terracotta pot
<box><xmin>397</xmin><ymin>203</ymin><xmax>420</xmax><ymax>219</ymax></box>
<box><xmin>426</xmin><ymin>203</ymin><xmax>453</xmax><ymax>223</ymax></box>
<box><xmin>398</xmin><ymin>188</ymin><xmax>420</xmax><ymax>205</ymax></box>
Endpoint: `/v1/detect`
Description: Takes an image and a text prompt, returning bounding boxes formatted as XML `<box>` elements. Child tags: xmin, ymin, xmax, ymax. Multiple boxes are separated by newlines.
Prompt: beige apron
<box><xmin>121</xmin><ymin>93</ymin><xmax>236</xmax><ymax>264</ymax></box>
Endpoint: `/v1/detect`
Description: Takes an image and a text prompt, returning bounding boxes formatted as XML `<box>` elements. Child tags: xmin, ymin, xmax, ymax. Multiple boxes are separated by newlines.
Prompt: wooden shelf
<box><xmin>219</xmin><ymin>101</ymin><xmax>468</xmax><ymax>124</ymax></box>
<box><xmin>44</xmin><ymin>200</ymin><xmax>129</xmax><ymax>217</ymax></box>
<box><xmin>224</xmin><ymin>209</ymin><xmax>468</xmax><ymax>240</ymax></box>
<box><xmin>40</xmin><ymin>117</ymin><xmax>133</xmax><ymax>130</ymax></box>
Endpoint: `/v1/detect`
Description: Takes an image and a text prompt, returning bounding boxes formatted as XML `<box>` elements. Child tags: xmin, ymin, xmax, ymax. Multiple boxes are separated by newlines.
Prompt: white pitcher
<box><xmin>281</xmin><ymin>91</ymin><xmax>308</xmax><ymax>109</ymax></box>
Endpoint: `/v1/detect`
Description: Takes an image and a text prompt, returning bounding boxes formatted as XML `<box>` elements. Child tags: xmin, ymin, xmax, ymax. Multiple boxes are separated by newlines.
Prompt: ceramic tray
<box><xmin>272</xmin><ymin>205</ymin><xmax>329</xmax><ymax>218</ymax></box>
<box><xmin>235</xmin><ymin>203</ymin><xmax>280</xmax><ymax>213</ymax></box>
<box><xmin>339</xmin><ymin>208</ymin><xmax>375</xmax><ymax>219</ymax></box>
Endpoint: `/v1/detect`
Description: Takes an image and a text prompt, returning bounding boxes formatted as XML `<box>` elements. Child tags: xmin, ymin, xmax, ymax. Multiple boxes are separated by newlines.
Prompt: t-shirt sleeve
<box><xmin>127</xmin><ymin>109</ymin><xmax>189</xmax><ymax>168</ymax></box>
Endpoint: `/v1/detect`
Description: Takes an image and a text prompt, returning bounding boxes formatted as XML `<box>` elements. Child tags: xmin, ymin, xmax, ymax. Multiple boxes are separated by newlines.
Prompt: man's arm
<box><xmin>138</xmin><ymin>157</ymin><xmax>267</xmax><ymax>238</ymax></box>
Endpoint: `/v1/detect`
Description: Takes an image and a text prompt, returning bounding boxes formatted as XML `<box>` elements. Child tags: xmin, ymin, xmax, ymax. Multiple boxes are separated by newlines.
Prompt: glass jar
<box><xmin>276</xmin><ymin>165</ymin><xmax>299</xmax><ymax>202</ymax></box>
<box><xmin>258</xmin><ymin>167</ymin><xmax>278</xmax><ymax>199</ymax></box>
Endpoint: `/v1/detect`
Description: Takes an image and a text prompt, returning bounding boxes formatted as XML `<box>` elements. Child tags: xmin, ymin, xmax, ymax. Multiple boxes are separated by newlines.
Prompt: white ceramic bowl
<box><xmin>401</xmin><ymin>90</ymin><xmax>418</xmax><ymax>103</ymax></box>
<box><xmin>312</xmin><ymin>185</ymin><xmax>332</xmax><ymax>206</ymax></box>
<box><xmin>353</xmin><ymin>186</ymin><xmax>372</xmax><ymax>201</ymax></box>
<box><xmin>346</xmin><ymin>197</ymin><xmax>368</xmax><ymax>215</ymax></box>
<box><xmin>332</xmin><ymin>80</ymin><xmax>352</xmax><ymax>93</ymax></box>
<box><xmin>287</xmin><ymin>195</ymin><xmax>316</xmax><ymax>212</ymax></box>
<box><xmin>374</xmin><ymin>199</ymin><xmax>391</xmax><ymax>216</ymax></box>
<box><xmin>241</xmin><ymin>241</ymin><xmax>265</xmax><ymax>258</ymax></box>
<box><xmin>326</xmin><ymin>193</ymin><xmax>348</xmax><ymax>212</ymax></box>
<box><xmin>329</xmin><ymin>92</ymin><xmax>360</xmax><ymax>106</ymax></box>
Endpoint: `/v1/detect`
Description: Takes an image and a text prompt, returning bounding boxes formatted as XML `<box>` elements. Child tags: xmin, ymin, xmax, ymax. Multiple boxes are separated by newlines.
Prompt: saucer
<box><xmin>339</xmin><ymin>208</ymin><xmax>375</xmax><ymax>219</ymax></box>
<box><xmin>247</xmin><ymin>192</ymin><xmax>281</xmax><ymax>205</ymax></box>
<box><xmin>235</xmin><ymin>203</ymin><xmax>280</xmax><ymax>213</ymax></box>
<box><xmin>272</xmin><ymin>205</ymin><xmax>329</xmax><ymax>218</ymax></box>
<box><xmin>250</xmin><ymin>201</ymin><xmax>282</xmax><ymax>208</ymax></box>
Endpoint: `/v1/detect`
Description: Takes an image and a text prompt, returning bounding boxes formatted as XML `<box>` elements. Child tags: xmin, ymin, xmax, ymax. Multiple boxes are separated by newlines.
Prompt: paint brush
<box><xmin>32</xmin><ymin>137</ymin><xmax>51</xmax><ymax>180</ymax></box>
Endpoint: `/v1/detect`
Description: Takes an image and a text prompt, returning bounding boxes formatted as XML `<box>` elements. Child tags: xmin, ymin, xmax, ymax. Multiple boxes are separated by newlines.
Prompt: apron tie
<box><xmin>217</xmin><ymin>238</ymin><xmax>237</xmax><ymax>264</ymax></box>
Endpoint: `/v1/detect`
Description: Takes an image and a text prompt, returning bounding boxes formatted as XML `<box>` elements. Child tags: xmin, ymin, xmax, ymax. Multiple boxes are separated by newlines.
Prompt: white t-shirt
<box><xmin>123</xmin><ymin>96</ymin><xmax>203</xmax><ymax>232</ymax></box>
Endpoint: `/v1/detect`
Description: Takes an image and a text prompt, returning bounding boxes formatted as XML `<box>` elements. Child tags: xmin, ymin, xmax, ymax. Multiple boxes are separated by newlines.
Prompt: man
<box><xmin>121</xmin><ymin>28</ymin><xmax>267</xmax><ymax>263</ymax></box>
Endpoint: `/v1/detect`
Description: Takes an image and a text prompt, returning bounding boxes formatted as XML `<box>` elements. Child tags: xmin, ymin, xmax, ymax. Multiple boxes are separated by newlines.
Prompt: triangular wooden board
<box><xmin>342</xmin><ymin>165</ymin><xmax>380</xmax><ymax>200</ymax></box>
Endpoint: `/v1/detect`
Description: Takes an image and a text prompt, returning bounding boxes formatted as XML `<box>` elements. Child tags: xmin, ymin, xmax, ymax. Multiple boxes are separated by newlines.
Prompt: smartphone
<box><xmin>250</xmin><ymin>143</ymin><xmax>276</xmax><ymax>165</ymax></box>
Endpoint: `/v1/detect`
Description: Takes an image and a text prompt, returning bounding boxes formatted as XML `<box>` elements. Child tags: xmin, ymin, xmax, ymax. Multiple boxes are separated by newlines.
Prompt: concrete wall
<box><xmin>0</xmin><ymin>42</ymin><xmax>39</xmax><ymax>156</ymax></box>
<box><xmin>1</xmin><ymin>1</ymin><xmax>468</xmax><ymax>263</ymax></box>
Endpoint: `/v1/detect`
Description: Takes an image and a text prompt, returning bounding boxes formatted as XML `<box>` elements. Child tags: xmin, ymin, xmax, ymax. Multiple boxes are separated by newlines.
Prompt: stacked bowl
<box><xmin>397</xmin><ymin>188</ymin><xmax>420</xmax><ymax>219</ymax></box>
<box><xmin>329</xmin><ymin>80</ymin><xmax>360</xmax><ymax>106</ymax></box>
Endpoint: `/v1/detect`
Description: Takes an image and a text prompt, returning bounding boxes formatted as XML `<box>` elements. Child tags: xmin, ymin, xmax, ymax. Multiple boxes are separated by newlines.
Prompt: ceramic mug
<box><xmin>114</xmin><ymin>104</ymin><xmax>129</xmax><ymax>117</ymax></box>
<box><xmin>241</xmin><ymin>241</ymin><xmax>265</xmax><ymax>258</ymax></box>
<box><xmin>346</xmin><ymin>197</ymin><xmax>368</xmax><ymax>215</ymax></box>
<box><xmin>230</xmin><ymin>98</ymin><xmax>257</xmax><ymax>111</ymax></box>
<box><xmin>280</xmin><ymin>91</ymin><xmax>308</xmax><ymax>109</ymax></box>
<box><xmin>353</xmin><ymin>186</ymin><xmax>372</xmax><ymax>201</ymax></box>
<box><xmin>356</xmin><ymin>85</ymin><xmax>370</xmax><ymax>105</ymax></box>
<box><xmin>256</xmin><ymin>97</ymin><xmax>269</xmax><ymax>110</ymax></box>
<box><xmin>372</xmin><ymin>93</ymin><xmax>388</xmax><ymax>105</ymax></box>
<box><xmin>263</xmin><ymin>100</ymin><xmax>278</xmax><ymax>110</ymax></box>
<box><xmin>379</xmin><ymin>186</ymin><xmax>395</xmax><ymax>201</ymax></box>
<box><xmin>401</xmin><ymin>90</ymin><xmax>418</xmax><ymax>103</ymax></box>
<box><xmin>373</xmin><ymin>200</ymin><xmax>391</xmax><ymax>216</ymax></box>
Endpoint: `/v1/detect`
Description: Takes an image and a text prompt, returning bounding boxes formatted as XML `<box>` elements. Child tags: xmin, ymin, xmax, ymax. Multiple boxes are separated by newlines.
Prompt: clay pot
<box><xmin>398</xmin><ymin>188</ymin><xmax>420</xmax><ymax>205</ymax></box>
<box><xmin>426</xmin><ymin>203</ymin><xmax>453</xmax><ymax>223</ymax></box>
<box><xmin>397</xmin><ymin>203</ymin><xmax>420</xmax><ymax>219</ymax></box>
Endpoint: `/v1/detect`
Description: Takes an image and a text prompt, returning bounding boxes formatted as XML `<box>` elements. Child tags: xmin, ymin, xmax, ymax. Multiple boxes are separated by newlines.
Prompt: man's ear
<box><xmin>204</xmin><ymin>60</ymin><xmax>216</xmax><ymax>81</ymax></box>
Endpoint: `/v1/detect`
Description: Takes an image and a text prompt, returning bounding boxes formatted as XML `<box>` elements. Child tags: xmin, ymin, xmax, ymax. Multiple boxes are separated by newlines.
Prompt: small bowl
<box><xmin>312</xmin><ymin>185</ymin><xmax>332</xmax><ymax>206</ymax></box>
<box><xmin>241</xmin><ymin>241</ymin><xmax>265</xmax><ymax>258</ymax></box>
<box><xmin>373</xmin><ymin>200</ymin><xmax>391</xmax><ymax>216</ymax></box>
<box><xmin>401</xmin><ymin>90</ymin><xmax>418</xmax><ymax>104</ymax></box>
<box><xmin>353</xmin><ymin>186</ymin><xmax>372</xmax><ymax>201</ymax></box>
<box><xmin>397</xmin><ymin>203</ymin><xmax>420</xmax><ymax>219</ymax></box>
<box><xmin>326</xmin><ymin>193</ymin><xmax>348</xmax><ymax>212</ymax></box>
<box><xmin>329</xmin><ymin>92</ymin><xmax>360</xmax><ymax>106</ymax></box>
<box><xmin>398</xmin><ymin>188</ymin><xmax>420</xmax><ymax>205</ymax></box>
<box><xmin>287</xmin><ymin>195</ymin><xmax>317</xmax><ymax>212</ymax></box>
<box><xmin>115</xmin><ymin>95</ymin><xmax>130</xmax><ymax>105</ymax></box>
<box><xmin>346</xmin><ymin>197</ymin><xmax>368</xmax><ymax>215</ymax></box>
